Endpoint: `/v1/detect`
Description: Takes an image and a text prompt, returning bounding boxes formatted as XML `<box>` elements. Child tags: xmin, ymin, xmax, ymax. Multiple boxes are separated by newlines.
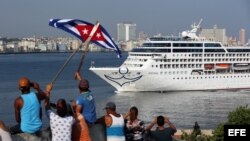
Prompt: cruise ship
<box><xmin>90</xmin><ymin>21</ymin><xmax>250</xmax><ymax>92</ymax></box>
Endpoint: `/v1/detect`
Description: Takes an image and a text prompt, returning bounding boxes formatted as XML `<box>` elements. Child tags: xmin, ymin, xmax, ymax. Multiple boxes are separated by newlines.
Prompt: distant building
<box><xmin>47</xmin><ymin>40</ymin><xmax>57</xmax><ymax>51</ymax></box>
<box><xmin>239</xmin><ymin>28</ymin><xmax>246</xmax><ymax>45</ymax></box>
<box><xmin>138</xmin><ymin>31</ymin><xmax>148</xmax><ymax>40</ymax></box>
<box><xmin>70</xmin><ymin>39</ymin><xmax>81</xmax><ymax>50</ymax></box>
<box><xmin>0</xmin><ymin>40</ymin><xmax>4</xmax><ymax>52</ymax></box>
<box><xmin>89</xmin><ymin>43</ymin><xmax>104</xmax><ymax>52</ymax></box>
<box><xmin>37</xmin><ymin>43</ymin><xmax>47</xmax><ymax>51</ymax></box>
<box><xmin>199</xmin><ymin>25</ymin><xmax>228</xmax><ymax>45</ymax></box>
<box><xmin>117</xmin><ymin>22</ymin><xmax>136</xmax><ymax>42</ymax></box>
<box><xmin>19</xmin><ymin>39</ymin><xmax>36</xmax><ymax>52</ymax></box>
<box><xmin>227</xmin><ymin>36</ymin><xmax>238</xmax><ymax>46</ymax></box>
<box><xmin>57</xmin><ymin>43</ymin><xmax>67</xmax><ymax>52</ymax></box>
<box><xmin>124</xmin><ymin>40</ymin><xmax>139</xmax><ymax>51</ymax></box>
<box><xmin>6</xmin><ymin>42</ymin><xmax>19</xmax><ymax>52</ymax></box>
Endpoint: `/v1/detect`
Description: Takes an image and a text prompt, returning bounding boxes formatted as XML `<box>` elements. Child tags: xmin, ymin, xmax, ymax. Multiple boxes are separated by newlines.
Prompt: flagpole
<box><xmin>50</xmin><ymin>44</ymin><xmax>82</xmax><ymax>85</ymax></box>
<box><xmin>77</xmin><ymin>21</ymin><xmax>100</xmax><ymax>72</ymax></box>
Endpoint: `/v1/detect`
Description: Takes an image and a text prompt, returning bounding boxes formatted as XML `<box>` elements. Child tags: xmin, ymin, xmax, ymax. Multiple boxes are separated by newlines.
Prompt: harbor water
<box><xmin>0</xmin><ymin>52</ymin><xmax>250</xmax><ymax>129</ymax></box>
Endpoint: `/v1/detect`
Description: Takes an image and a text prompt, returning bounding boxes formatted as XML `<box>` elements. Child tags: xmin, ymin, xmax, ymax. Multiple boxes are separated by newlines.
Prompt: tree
<box><xmin>228</xmin><ymin>105</ymin><xmax>250</xmax><ymax>125</ymax></box>
<box><xmin>212</xmin><ymin>105</ymin><xmax>250</xmax><ymax>141</ymax></box>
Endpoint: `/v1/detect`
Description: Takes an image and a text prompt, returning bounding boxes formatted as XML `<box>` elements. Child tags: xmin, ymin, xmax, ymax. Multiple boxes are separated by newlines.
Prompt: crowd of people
<box><xmin>0</xmin><ymin>72</ymin><xmax>177</xmax><ymax>141</ymax></box>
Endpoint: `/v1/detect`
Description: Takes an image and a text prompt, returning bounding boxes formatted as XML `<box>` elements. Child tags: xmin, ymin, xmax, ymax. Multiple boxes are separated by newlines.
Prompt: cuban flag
<box><xmin>49</xmin><ymin>19</ymin><xmax>121</xmax><ymax>58</ymax></box>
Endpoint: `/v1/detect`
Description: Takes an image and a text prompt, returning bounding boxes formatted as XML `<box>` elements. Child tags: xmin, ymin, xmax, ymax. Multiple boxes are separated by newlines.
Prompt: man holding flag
<box><xmin>74</xmin><ymin>71</ymin><xmax>97</xmax><ymax>126</ymax></box>
<box><xmin>48</xmin><ymin>19</ymin><xmax>121</xmax><ymax>126</ymax></box>
<box><xmin>48</xmin><ymin>19</ymin><xmax>122</xmax><ymax>86</ymax></box>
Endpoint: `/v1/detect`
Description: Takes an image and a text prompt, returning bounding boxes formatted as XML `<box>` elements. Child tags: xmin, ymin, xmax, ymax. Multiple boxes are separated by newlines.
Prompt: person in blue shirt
<box><xmin>9</xmin><ymin>77</ymin><xmax>47</xmax><ymax>135</ymax></box>
<box><xmin>74</xmin><ymin>71</ymin><xmax>97</xmax><ymax>126</ymax></box>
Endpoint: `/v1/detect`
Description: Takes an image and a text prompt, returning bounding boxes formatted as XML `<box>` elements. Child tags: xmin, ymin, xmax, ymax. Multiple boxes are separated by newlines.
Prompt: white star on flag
<box><xmin>83</xmin><ymin>28</ymin><xmax>88</xmax><ymax>34</ymax></box>
<box><xmin>96</xmin><ymin>33</ymin><xmax>101</xmax><ymax>38</ymax></box>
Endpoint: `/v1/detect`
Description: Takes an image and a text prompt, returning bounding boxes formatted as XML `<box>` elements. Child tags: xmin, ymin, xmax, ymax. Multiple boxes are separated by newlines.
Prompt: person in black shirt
<box><xmin>146</xmin><ymin>116</ymin><xmax>177</xmax><ymax>141</ymax></box>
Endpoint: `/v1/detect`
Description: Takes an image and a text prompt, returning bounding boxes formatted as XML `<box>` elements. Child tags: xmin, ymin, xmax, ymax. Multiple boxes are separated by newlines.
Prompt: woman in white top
<box><xmin>44</xmin><ymin>86</ymin><xmax>75</xmax><ymax>141</ymax></box>
<box><xmin>0</xmin><ymin>120</ymin><xmax>12</xmax><ymax>141</ymax></box>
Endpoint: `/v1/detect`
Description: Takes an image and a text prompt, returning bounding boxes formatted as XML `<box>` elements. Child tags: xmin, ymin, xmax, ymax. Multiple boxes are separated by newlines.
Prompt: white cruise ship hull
<box><xmin>90</xmin><ymin>21</ymin><xmax>250</xmax><ymax>92</ymax></box>
<box><xmin>90</xmin><ymin>67</ymin><xmax>250</xmax><ymax>92</ymax></box>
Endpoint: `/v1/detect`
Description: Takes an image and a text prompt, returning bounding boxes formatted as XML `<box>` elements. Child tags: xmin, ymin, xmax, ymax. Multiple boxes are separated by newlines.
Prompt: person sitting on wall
<box><xmin>9</xmin><ymin>77</ymin><xmax>47</xmax><ymax>135</ymax></box>
<box><xmin>0</xmin><ymin>120</ymin><xmax>12</xmax><ymax>141</ymax></box>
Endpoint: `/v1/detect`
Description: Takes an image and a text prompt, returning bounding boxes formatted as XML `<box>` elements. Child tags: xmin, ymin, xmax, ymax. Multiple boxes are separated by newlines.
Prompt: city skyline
<box><xmin>0</xmin><ymin>0</ymin><xmax>249</xmax><ymax>39</ymax></box>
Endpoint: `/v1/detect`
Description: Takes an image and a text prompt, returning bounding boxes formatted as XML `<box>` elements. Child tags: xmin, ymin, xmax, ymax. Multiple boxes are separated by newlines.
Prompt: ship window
<box><xmin>188</xmin><ymin>44</ymin><xmax>194</xmax><ymax>47</ymax></box>
<box><xmin>142</xmin><ymin>43</ymin><xmax>171</xmax><ymax>47</ymax></box>
<box><xmin>205</xmin><ymin>43</ymin><xmax>221</xmax><ymax>47</ymax></box>
<box><xmin>181</xmin><ymin>44</ymin><xmax>187</xmax><ymax>47</ymax></box>
<box><xmin>131</xmin><ymin>48</ymin><xmax>171</xmax><ymax>53</ymax></box>
<box><xmin>205</xmin><ymin>49</ymin><xmax>225</xmax><ymax>52</ymax></box>
<box><xmin>173</xmin><ymin>49</ymin><xmax>203</xmax><ymax>52</ymax></box>
<box><xmin>197</xmin><ymin>44</ymin><xmax>203</xmax><ymax>47</ymax></box>
<box><xmin>173</xmin><ymin>43</ymin><xmax>180</xmax><ymax>47</ymax></box>
<box><xmin>228</xmin><ymin>49</ymin><xmax>250</xmax><ymax>52</ymax></box>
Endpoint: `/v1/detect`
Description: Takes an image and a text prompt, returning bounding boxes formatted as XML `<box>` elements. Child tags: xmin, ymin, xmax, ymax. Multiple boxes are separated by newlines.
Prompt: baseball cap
<box><xmin>104</xmin><ymin>102</ymin><xmax>116</xmax><ymax>110</ymax></box>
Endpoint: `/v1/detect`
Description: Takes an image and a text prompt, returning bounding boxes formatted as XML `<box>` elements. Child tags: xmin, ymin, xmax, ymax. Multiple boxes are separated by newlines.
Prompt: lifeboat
<box><xmin>215</xmin><ymin>64</ymin><xmax>231</xmax><ymax>69</ymax></box>
<box><xmin>204</xmin><ymin>64</ymin><xmax>214</xmax><ymax>70</ymax></box>
<box><xmin>232</xmin><ymin>63</ymin><xmax>250</xmax><ymax>70</ymax></box>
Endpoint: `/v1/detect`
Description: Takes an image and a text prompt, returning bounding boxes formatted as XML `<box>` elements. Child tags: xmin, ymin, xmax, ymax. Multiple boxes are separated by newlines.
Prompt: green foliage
<box><xmin>212</xmin><ymin>105</ymin><xmax>250</xmax><ymax>141</ymax></box>
<box><xmin>228</xmin><ymin>105</ymin><xmax>250</xmax><ymax>125</ymax></box>
<box><xmin>180</xmin><ymin>106</ymin><xmax>250</xmax><ymax>141</ymax></box>
<box><xmin>211</xmin><ymin>123</ymin><xmax>224</xmax><ymax>141</ymax></box>
<box><xmin>181</xmin><ymin>130</ymin><xmax>212</xmax><ymax>141</ymax></box>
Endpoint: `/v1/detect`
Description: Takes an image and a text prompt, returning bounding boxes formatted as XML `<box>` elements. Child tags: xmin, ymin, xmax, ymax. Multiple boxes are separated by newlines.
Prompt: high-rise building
<box><xmin>117</xmin><ymin>22</ymin><xmax>136</xmax><ymax>42</ymax></box>
<box><xmin>239</xmin><ymin>28</ymin><xmax>246</xmax><ymax>45</ymax></box>
<box><xmin>199</xmin><ymin>25</ymin><xmax>228</xmax><ymax>45</ymax></box>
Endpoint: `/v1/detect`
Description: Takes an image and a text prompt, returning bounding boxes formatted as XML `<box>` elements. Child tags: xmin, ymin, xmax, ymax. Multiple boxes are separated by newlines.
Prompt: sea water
<box><xmin>0</xmin><ymin>52</ymin><xmax>250</xmax><ymax>129</ymax></box>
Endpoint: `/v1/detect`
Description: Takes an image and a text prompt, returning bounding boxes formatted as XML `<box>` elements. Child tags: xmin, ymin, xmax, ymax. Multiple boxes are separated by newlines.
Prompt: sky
<box><xmin>0</xmin><ymin>0</ymin><xmax>249</xmax><ymax>40</ymax></box>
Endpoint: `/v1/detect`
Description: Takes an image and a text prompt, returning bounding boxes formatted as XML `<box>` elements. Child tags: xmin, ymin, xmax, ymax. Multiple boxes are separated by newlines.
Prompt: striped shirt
<box><xmin>106</xmin><ymin>114</ymin><xmax>125</xmax><ymax>141</ymax></box>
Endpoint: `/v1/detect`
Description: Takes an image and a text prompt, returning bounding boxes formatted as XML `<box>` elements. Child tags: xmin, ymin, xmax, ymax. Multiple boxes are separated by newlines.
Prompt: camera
<box><xmin>30</xmin><ymin>82</ymin><xmax>34</xmax><ymax>87</ymax></box>
<box><xmin>50</xmin><ymin>103</ymin><xmax>57</xmax><ymax>108</ymax></box>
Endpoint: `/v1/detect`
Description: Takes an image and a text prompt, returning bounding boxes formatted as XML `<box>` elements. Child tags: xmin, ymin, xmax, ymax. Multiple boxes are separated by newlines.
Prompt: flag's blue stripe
<box><xmin>49</xmin><ymin>19</ymin><xmax>122</xmax><ymax>58</ymax></box>
<box><xmin>99</xmin><ymin>25</ymin><xmax>122</xmax><ymax>56</ymax></box>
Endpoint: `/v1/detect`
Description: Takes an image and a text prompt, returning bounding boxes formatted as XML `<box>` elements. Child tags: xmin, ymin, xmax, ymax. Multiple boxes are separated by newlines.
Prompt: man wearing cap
<box><xmin>9</xmin><ymin>77</ymin><xmax>47</xmax><ymax>134</ymax></box>
<box><xmin>97</xmin><ymin>102</ymin><xmax>125</xmax><ymax>141</ymax></box>
<box><xmin>75</xmin><ymin>72</ymin><xmax>97</xmax><ymax>125</ymax></box>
